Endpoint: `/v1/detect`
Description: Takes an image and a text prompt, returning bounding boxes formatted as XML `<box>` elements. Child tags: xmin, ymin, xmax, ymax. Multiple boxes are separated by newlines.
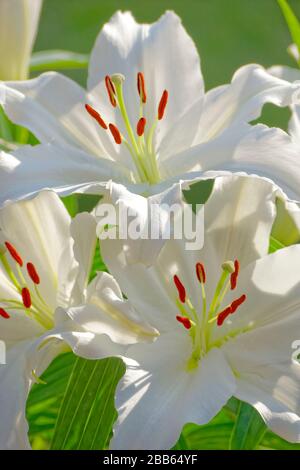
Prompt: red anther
<box><xmin>173</xmin><ymin>274</ymin><xmax>186</xmax><ymax>303</ymax></box>
<box><xmin>195</xmin><ymin>262</ymin><xmax>206</xmax><ymax>284</ymax></box>
<box><xmin>85</xmin><ymin>104</ymin><xmax>108</xmax><ymax>130</ymax></box>
<box><xmin>217</xmin><ymin>306</ymin><xmax>232</xmax><ymax>326</ymax></box>
<box><xmin>0</xmin><ymin>308</ymin><xmax>10</xmax><ymax>319</ymax></box>
<box><xmin>5</xmin><ymin>242</ymin><xmax>23</xmax><ymax>267</ymax></box>
<box><xmin>136</xmin><ymin>117</ymin><xmax>146</xmax><ymax>136</ymax></box>
<box><xmin>105</xmin><ymin>75</ymin><xmax>117</xmax><ymax>107</ymax></box>
<box><xmin>230</xmin><ymin>294</ymin><xmax>246</xmax><ymax>314</ymax></box>
<box><xmin>22</xmin><ymin>287</ymin><xmax>31</xmax><ymax>309</ymax></box>
<box><xmin>137</xmin><ymin>72</ymin><xmax>147</xmax><ymax>103</ymax></box>
<box><xmin>176</xmin><ymin>315</ymin><xmax>192</xmax><ymax>330</ymax></box>
<box><xmin>158</xmin><ymin>90</ymin><xmax>168</xmax><ymax>120</ymax></box>
<box><xmin>230</xmin><ymin>259</ymin><xmax>240</xmax><ymax>290</ymax></box>
<box><xmin>109</xmin><ymin>123</ymin><xmax>122</xmax><ymax>144</ymax></box>
<box><xmin>27</xmin><ymin>262</ymin><xmax>40</xmax><ymax>285</ymax></box>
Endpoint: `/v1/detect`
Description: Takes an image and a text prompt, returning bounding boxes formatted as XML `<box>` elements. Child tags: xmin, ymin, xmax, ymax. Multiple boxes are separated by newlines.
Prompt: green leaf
<box><xmin>184</xmin><ymin>423</ymin><xmax>234</xmax><ymax>450</ymax></box>
<box><xmin>62</xmin><ymin>194</ymin><xmax>102</xmax><ymax>218</ymax></box>
<box><xmin>278</xmin><ymin>0</ymin><xmax>300</xmax><ymax>63</ymax></box>
<box><xmin>27</xmin><ymin>352</ymin><xmax>76</xmax><ymax>449</ymax></box>
<box><xmin>0</xmin><ymin>106</ymin><xmax>13</xmax><ymax>141</ymax></box>
<box><xmin>230</xmin><ymin>401</ymin><xmax>267</xmax><ymax>450</ymax></box>
<box><xmin>183</xmin><ymin>179</ymin><xmax>214</xmax><ymax>211</ymax></box>
<box><xmin>269</xmin><ymin>235</ymin><xmax>285</xmax><ymax>253</ymax></box>
<box><xmin>173</xmin><ymin>398</ymin><xmax>238</xmax><ymax>450</ymax></box>
<box><xmin>50</xmin><ymin>357</ymin><xmax>125</xmax><ymax>450</ymax></box>
<box><xmin>271</xmin><ymin>197</ymin><xmax>300</xmax><ymax>246</ymax></box>
<box><xmin>89</xmin><ymin>241</ymin><xmax>107</xmax><ymax>281</ymax></box>
<box><xmin>261</xmin><ymin>430</ymin><xmax>300</xmax><ymax>450</ymax></box>
<box><xmin>62</xmin><ymin>194</ymin><xmax>79</xmax><ymax>217</ymax></box>
<box><xmin>30</xmin><ymin>50</ymin><xmax>89</xmax><ymax>72</ymax></box>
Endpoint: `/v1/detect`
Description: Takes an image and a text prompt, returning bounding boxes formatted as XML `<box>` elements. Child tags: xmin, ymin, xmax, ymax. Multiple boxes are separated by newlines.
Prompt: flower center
<box><xmin>85</xmin><ymin>72</ymin><xmax>169</xmax><ymax>185</ymax></box>
<box><xmin>0</xmin><ymin>241</ymin><xmax>54</xmax><ymax>330</ymax></box>
<box><xmin>173</xmin><ymin>259</ymin><xmax>247</xmax><ymax>371</ymax></box>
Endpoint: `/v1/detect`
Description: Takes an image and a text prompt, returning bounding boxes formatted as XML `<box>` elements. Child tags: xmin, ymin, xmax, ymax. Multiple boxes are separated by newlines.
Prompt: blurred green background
<box><xmin>34</xmin><ymin>0</ymin><xmax>300</xmax><ymax>128</ymax></box>
<box><xmin>35</xmin><ymin>0</ymin><xmax>300</xmax><ymax>88</ymax></box>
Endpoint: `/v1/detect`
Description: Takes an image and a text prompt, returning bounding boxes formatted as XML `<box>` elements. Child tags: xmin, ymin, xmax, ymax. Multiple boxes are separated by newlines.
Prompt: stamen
<box><xmin>176</xmin><ymin>315</ymin><xmax>192</xmax><ymax>330</ymax></box>
<box><xmin>5</xmin><ymin>241</ymin><xmax>23</xmax><ymax>267</ymax></box>
<box><xmin>230</xmin><ymin>294</ymin><xmax>246</xmax><ymax>313</ymax></box>
<box><xmin>195</xmin><ymin>262</ymin><xmax>206</xmax><ymax>283</ymax></box>
<box><xmin>173</xmin><ymin>274</ymin><xmax>186</xmax><ymax>303</ymax></box>
<box><xmin>22</xmin><ymin>287</ymin><xmax>31</xmax><ymax>309</ymax></box>
<box><xmin>158</xmin><ymin>90</ymin><xmax>168</xmax><ymax>120</ymax></box>
<box><xmin>27</xmin><ymin>262</ymin><xmax>40</xmax><ymax>285</ymax></box>
<box><xmin>230</xmin><ymin>259</ymin><xmax>240</xmax><ymax>290</ymax></box>
<box><xmin>109</xmin><ymin>123</ymin><xmax>122</xmax><ymax>144</ymax></box>
<box><xmin>0</xmin><ymin>308</ymin><xmax>10</xmax><ymax>319</ymax></box>
<box><xmin>217</xmin><ymin>306</ymin><xmax>232</xmax><ymax>326</ymax></box>
<box><xmin>137</xmin><ymin>72</ymin><xmax>147</xmax><ymax>103</ymax></box>
<box><xmin>85</xmin><ymin>104</ymin><xmax>108</xmax><ymax>130</ymax></box>
<box><xmin>105</xmin><ymin>75</ymin><xmax>117</xmax><ymax>107</ymax></box>
<box><xmin>137</xmin><ymin>117</ymin><xmax>146</xmax><ymax>136</ymax></box>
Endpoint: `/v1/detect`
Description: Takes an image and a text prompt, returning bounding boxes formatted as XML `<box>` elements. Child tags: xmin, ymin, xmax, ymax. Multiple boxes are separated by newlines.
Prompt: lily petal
<box><xmin>195</xmin><ymin>64</ymin><xmax>300</xmax><ymax>144</ymax></box>
<box><xmin>200</xmin><ymin>174</ymin><xmax>277</xmax><ymax>269</ymax></box>
<box><xmin>99</xmin><ymin>180</ymin><xmax>187</xmax><ymax>266</ymax></box>
<box><xmin>268</xmin><ymin>65</ymin><xmax>300</xmax><ymax>84</ymax></box>
<box><xmin>234</xmin><ymin>363</ymin><xmax>300</xmax><ymax>443</ymax></box>
<box><xmin>0</xmin><ymin>0</ymin><xmax>42</xmax><ymax>81</ymax></box>
<box><xmin>0</xmin><ymin>336</ymin><xmax>64</xmax><ymax>449</ymax></box>
<box><xmin>163</xmin><ymin>122</ymin><xmax>300</xmax><ymax>200</ymax></box>
<box><xmin>88</xmin><ymin>11</ymin><xmax>204</xmax><ymax>149</ymax></box>
<box><xmin>0</xmin><ymin>143</ymin><xmax>128</xmax><ymax>205</ymax></box>
<box><xmin>0</xmin><ymin>73</ymin><xmax>122</xmax><ymax>161</ymax></box>
<box><xmin>111</xmin><ymin>334</ymin><xmax>235</xmax><ymax>450</ymax></box>
<box><xmin>66</xmin><ymin>271</ymin><xmax>158</xmax><ymax>347</ymax></box>
<box><xmin>213</xmin><ymin>244</ymin><xmax>300</xmax><ymax>341</ymax></box>
<box><xmin>70</xmin><ymin>212</ymin><xmax>97</xmax><ymax>299</ymax></box>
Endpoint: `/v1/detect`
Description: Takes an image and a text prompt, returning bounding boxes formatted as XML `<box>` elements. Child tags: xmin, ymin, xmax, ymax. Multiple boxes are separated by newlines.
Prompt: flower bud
<box><xmin>0</xmin><ymin>0</ymin><xmax>43</xmax><ymax>80</ymax></box>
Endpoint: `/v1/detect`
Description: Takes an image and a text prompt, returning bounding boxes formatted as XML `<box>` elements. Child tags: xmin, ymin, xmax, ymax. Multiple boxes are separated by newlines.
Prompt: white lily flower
<box><xmin>269</xmin><ymin>64</ymin><xmax>300</xmax><ymax>151</ymax></box>
<box><xmin>1</xmin><ymin>11</ymin><xmax>300</xmax><ymax>202</ymax></box>
<box><xmin>93</xmin><ymin>174</ymin><xmax>300</xmax><ymax>449</ymax></box>
<box><xmin>0</xmin><ymin>0</ymin><xmax>42</xmax><ymax>81</ymax></box>
<box><xmin>0</xmin><ymin>188</ymin><xmax>157</xmax><ymax>449</ymax></box>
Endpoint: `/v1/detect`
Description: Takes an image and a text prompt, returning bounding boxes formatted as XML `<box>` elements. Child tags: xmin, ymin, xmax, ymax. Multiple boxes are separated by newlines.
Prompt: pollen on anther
<box><xmin>176</xmin><ymin>315</ymin><xmax>192</xmax><ymax>330</ymax></box>
<box><xmin>217</xmin><ymin>306</ymin><xmax>232</xmax><ymax>326</ymax></box>
<box><xmin>109</xmin><ymin>123</ymin><xmax>122</xmax><ymax>144</ymax></box>
<box><xmin>196</xmin><ymin>262</ymin><xmax>206</xmax><ymax>284</ymax></box>
<box><xmin>173</xmin><ymin>274</ymin><xmax>186</xmax><ymax>303</ymax></box>
<box><xmin>230</xmin><ymin>294</ymin><xmax>246</xmax><ymax>314</ymax></box>
<box><xmin>27</xmin><ymin>262</ymin><xmax>40</xmax><ymax>285</ymax></box>
<box><xmin>105</xmin><ymin>75</ymin><xmax>117</xmax><ymax>107</ymax></box>
<box><xmin>158</xmin><ymin>90</ymin><xmax>168</xmax><ymax>120</ymax></box>
<box><xmin>5</xmin><ymin>241</ymin><xmax>23</xmax><ymax>267</ymax></box>
<box><xmin>85</xmin><ymin>104</ymin><xmax>108</xmax><ymax>130</ymax></box>
<box><xmin>0</xmin><ymin>308</ymin><xmax>10</xmax><ymax>319</ymax></box>
<box><xmin>137</xmin><ymin>117</ymin><xmax>146</xmax><ymax>136</ymax></box>
<box><xmin>137</xmin><ymin>72</ymin><xmax>147</xmax><ymax>103</ymax></box>
<box><xmin>230</xmin><ymin>259</ymin><xmax>240</xmax><ymax>290</ymax></box>
<box><xmin>22</xmin><ymin>287</ymin><xmax>32</xmax><ymax>309</ymax></box>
